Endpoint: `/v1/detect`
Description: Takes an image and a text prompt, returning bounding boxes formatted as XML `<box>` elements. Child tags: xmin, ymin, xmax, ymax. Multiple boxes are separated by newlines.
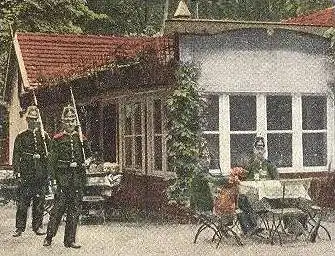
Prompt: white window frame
<box><xmin>120</xmin><ymin>101</ymin><xmax>146</xmax><ymax>174</ymax></box>
<box><xmin>119</xmin><ymin>91</ymin><xmax>171</xmax><ymax>177</ymax></box>
<box><xmin>147</xmin><ymin>96</ymin><xmax>171</xmax><ymax>177</ymax></box>
<box><xmin>217</xmin><ymin>93</ymin><xmax>334</xmax><ymax>174</ymax></box>
<box><xmin>202</xmin><ymin>94</ymin><xmax>220</xmax><ymax>172</ymax></box>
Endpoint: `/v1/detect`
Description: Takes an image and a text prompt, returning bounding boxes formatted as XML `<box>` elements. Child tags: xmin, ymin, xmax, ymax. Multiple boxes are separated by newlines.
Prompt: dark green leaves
<box><xmin>166</xmin><ymin>63</ymin><xmax>207</xmax><ymax>206</ymax></box>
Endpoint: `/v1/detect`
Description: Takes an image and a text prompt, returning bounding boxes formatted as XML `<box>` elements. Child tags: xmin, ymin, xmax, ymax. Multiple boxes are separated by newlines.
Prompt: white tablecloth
<box><xmin>239</xmin><ymin>178</ymin><xmax>312</xmax><ymax>201</ymax></box>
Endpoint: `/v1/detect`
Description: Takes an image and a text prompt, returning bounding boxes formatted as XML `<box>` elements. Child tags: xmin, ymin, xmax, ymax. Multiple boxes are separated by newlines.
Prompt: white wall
<box><xmin>179</xmin><ymin>29</ymin><xmax>334</xmax><ymax>94</ymax></box>
<box><xmin>8</xmin><ymin>67</ymin><xmax>27</xmax><ymax>164</ymax></box>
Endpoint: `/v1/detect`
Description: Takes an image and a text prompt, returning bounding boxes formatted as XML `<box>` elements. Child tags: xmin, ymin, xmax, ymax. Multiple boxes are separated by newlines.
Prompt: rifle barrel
<box><xmin>70</xmin><ymin>87</ymin><xmax>86</xmax><ymax>161</ymax></box>
<box><xmin>32</xmin><ymin>90</ymin><xmax>48</xmax><ymax>155</ymax></box>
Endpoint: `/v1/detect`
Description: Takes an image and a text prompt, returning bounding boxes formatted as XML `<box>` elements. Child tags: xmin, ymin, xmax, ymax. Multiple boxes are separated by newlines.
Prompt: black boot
<box><xmin>64</xmin><ymin>242</ymin><xmax>81</xmax><ymax>249</ymax></box>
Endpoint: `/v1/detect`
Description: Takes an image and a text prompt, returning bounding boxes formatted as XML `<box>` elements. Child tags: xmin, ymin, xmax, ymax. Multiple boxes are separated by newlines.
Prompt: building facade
<box><xmin>166</xmin><ymin>15</ymin><xmax>335</xmax><ymax>176</ymax></box>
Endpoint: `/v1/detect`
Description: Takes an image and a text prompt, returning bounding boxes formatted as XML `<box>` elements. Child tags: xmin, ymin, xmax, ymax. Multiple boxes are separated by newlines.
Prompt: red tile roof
<box><xmin>15</xmin><ymin>32</ymin><xmax>174</xmax><ymax>88</ymax></box>
<box><xmin>283</xmin><ymin>7</ymin><xmax>335</xmax><ymax>27</ymax></box>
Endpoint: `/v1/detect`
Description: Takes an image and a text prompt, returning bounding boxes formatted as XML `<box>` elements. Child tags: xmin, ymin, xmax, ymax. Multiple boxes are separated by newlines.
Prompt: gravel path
<box><xmin>1</xmin><ymin>203</ymin><xmax>334</xmax><ymax>256</ymax></box>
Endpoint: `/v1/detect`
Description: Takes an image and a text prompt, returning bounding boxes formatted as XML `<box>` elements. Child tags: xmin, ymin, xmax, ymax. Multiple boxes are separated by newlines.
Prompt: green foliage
<box><xmin>86</xmin><ymin>0</ymin><xmax>167</xmax><ymax>35</ymax></box>
<box><xmin>187</xmin><ymin>0</ymin><xmax>331</xmax><ymax>21</ymax></box>
<box><xmin>190</xmin><ymin>172</ymin><xmax>213</xmax><ymax>211</ymax></box>
<box><xmin>0</xmin><ymin>0</ymin><xmax>108</xmax><ymax>97</ymax></box>
<box><xmin>325</xmin><ymin>27</ymin><xmax>335</xmax><ymax>48</ymax></box>
<box><xmin>0</xmin><ymin>0</ymin><xmax>108</xmax><ymax>39</ymax></box>
<box><xmin>166</xmin><ymin>63</ymin><xmax>209</xmax><ymax>207</ymax></box>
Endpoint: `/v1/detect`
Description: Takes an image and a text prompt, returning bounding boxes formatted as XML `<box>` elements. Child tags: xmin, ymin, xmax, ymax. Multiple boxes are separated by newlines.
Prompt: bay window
<box><xmin>120</xmin><ymin>95</ymin><xmax>168</xmax><ymax>176</ymax></box>
<box><xmin>123</xmin><ymin>102</ymin><xmax>145</xmax><ymax>171</ymax></box>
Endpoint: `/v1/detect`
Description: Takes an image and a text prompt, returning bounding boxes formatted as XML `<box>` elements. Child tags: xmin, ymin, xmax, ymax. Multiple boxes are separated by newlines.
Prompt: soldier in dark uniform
<box><xmin>43</xmin><ymin>106</ymin><xmax>87</xmax><ymax>249</ymax></box>
<box><xmin>12</xmin><ymin>105</ymin><xmax>50</xmax><ymax>237</ymax></box>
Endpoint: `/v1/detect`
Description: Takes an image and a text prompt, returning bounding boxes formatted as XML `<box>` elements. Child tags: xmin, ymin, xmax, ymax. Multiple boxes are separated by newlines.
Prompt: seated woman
<box><xmin>238</xmin><ymin>136</ymin><xmax>279</xmax><ymax>235</ymax></box>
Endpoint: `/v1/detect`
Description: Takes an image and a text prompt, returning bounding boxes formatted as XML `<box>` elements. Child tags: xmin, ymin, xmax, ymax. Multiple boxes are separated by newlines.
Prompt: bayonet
<box><xmin>69</xmin><ymin>86</ymin><xmax>86</xmax><ymax>161</ymax></box>
<box><xmin>32</xmin><ymin>90</ymin><xmax>48</xmax><ymax>156</ymax></box>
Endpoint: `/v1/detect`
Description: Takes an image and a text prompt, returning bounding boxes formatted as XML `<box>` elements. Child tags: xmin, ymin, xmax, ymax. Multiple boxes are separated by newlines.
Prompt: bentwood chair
<box><xmin>267</xmin><ymin>183</ymin><xmax>309</xmax><ymax>245</ymax></box>
<box><xmin>194</xmin><ymin>185</ymin><xmax>243</xmax><ymax>248</ymax></box>
<box><xmin>306</xmin><ymin>176</ymin><xmax>333</xmax><ymax>242</ymax></box>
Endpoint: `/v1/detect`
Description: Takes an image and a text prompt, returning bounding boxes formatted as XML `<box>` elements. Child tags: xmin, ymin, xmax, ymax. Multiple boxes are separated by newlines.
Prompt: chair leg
<box><xmin>270</xmin><ymin>216</ymin><xmax>283</xmax><ymax>245</ymax></box>
<box><xmin>216</xmin><ymin>230</ymin><xmax>225</xmax><ymax>248</ymax></box>
<box><xmin>319</xmin><ymin>224</ymin><xmax>332</xmax><ymax>241</ymax></box>
<box><xmin>194</xmin><ymin>224</ymin><xmax>207</xmax><ymax>243</ymax></box>
<box><xmin>228</xmin><ymin>228</ymin><xmax>243</xmax><ymax>246</ymax></box>
<box><xmin>101</xmin><ymin>208</ymin><xmax>106</xmax><ymax>224</ymax></box>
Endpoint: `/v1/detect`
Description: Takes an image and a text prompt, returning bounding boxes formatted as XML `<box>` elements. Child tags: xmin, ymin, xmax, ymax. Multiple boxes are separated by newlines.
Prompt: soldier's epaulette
<box><xmin>53</xmin><ymin>132</ymin><xmax>65</xmax><ymax>139</ymax></box>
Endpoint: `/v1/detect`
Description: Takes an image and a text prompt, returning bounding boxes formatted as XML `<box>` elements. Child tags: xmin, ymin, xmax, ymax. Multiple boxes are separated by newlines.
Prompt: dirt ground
<box><xmin>1</xmin><ymin>202</ymin><xmax>335</xmax><ymax>256</ymax></box>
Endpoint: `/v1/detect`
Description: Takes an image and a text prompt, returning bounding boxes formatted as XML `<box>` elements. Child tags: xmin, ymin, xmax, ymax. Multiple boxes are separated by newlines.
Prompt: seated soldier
<box><xmin>238</xmin><ymin>136</ymin><xmax>279</xmax><ymax>235</ymax></box>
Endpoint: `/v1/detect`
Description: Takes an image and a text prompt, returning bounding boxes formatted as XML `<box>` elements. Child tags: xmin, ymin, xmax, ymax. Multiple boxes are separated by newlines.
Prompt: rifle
<box><xmin>69</xmin><ymin>86</ymin><xmax>86</xmax><ymax>161</ymax></box>
<box><xmin>32</xmin><ymin>90</ymin><xmax>48</xmax><ymax>156</ymax></box>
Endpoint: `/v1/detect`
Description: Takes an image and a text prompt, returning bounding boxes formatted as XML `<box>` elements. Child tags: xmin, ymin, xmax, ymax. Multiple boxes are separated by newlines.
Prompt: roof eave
<box><xmin>13</xmin><ymin>33</ymin><xmax>33</xmax><ymax>92</ymax></box>
<box><xmin>164</xmin><ymin>18</ymin><xmax>332</xmax><ymax>37</ymax></box>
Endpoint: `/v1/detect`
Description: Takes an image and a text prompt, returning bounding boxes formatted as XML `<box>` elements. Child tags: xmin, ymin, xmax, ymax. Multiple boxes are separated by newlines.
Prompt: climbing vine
<box><xmin>166</xmin><ymin>63</ymin><xmax>210</xmax><ymax>208</ymax></box>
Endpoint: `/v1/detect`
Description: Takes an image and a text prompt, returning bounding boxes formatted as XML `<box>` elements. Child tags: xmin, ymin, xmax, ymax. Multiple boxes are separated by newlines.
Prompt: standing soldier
<box><xmin>12</xmin><ymin>105</ymin><xmax>50</xmax><ymax>237</ymax></box>
<box><xmin>43</xmin><ymin>105</ymin><xmax>87</xmax><ymax>249</ymax></box>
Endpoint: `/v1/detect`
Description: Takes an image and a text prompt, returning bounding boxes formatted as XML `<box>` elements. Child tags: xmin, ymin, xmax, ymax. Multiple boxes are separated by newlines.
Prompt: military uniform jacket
<box><xmin>13</xmin><ymin>129</ymin><xmax>50</xmax><ymax>184</ymax></box>
<box><xmin>49</xmin><ymin>131</ymin><xmax>87</xmax><ymax>188</ymax></box>
<box><xmin>245</xmin><ymin>156</ymin><xmax>279</xmax><ymax>181</ymax></box>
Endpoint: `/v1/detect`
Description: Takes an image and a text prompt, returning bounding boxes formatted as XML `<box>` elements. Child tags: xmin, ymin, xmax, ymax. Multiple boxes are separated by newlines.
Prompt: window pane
<box><xmin>303</xmin><ymin>133</ymin><xmax>327</xmax><ymax>166</ymax></box>
<box><xmin>134</xmin><ymin>103</ymin><xmax>142</xmax><ymax>135</ymax></box>
<box><xmin>302</xmin><ymin>96</ymin><xmax>327</xmax><ymax>130</ymax></box>
<box><xmin>203</xmin><ymin>95</ymin><xmax>219</xmax><ymax>131</ymax></box>
<box><xmin>267</xmin><ymin>96</ymin><xmax>292</xmax><ymax>130</ymax></box>
<box><xmin>125</xmin><ymin>137</ymin><xmax>132</xmax><ymax>167</ymax></box>
<box><xmin>86</xmin><ymin>105</ymin><xmax>100</xmax><ymax>152</ymax></box>
<box><xmin>230</xmin><ymin>134</ymin><xmax>255</xmax><ymax>167</ymax></box>
<box><xmin>153</xmin><ymin>100</ymin><xmax>162</xmax><ymax>134</ymax></box>
<box><xmin>230</xmin><ymin>96</ymin><xmax>256</xmax><ymax>131</ymax></box>
<box><xmin>154</xmin><ymin>136</ymin><xmax>162</xmax><ymax>170</ymax></box>
<box><xmin>103</xmin><ymin>104</ymin><xmax>118</xmax><ymax>162</ymax></box>
<box><xmin>134</xmin><ymin>136</ymin><xmax>142</xmax><ymax>168</ymax></box>
<box><xmin>267</xmin><ymin>133</ymin><xmax>292</xmax><ymax>167</ymax></box>
<box><xmin>125</xmin><ymin>105</ymin><xmax>132</xmax><ymax>135</ymax></box>
<box><xmin>203</xmin><ymin>134</ymin><xmax>220</xmax><ymax>169</ymax></box>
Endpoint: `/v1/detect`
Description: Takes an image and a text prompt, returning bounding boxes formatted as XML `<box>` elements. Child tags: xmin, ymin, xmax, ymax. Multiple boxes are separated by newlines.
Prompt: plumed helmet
<box><xmin>26</xmin><ymin>105</ymin><xmax>39</xmax><ymax>119</ymax></box>
<box><xmin>61</xmin><ymin>105</ymin><xmax>76</xmax><ymax>122</ymax></box>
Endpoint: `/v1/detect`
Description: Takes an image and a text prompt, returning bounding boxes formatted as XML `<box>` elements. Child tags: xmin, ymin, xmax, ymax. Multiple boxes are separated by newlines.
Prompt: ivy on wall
<box><xmin>166</xmin><ymin>63</ymin><xmax>212</xmax><ymax>210</ymax></box>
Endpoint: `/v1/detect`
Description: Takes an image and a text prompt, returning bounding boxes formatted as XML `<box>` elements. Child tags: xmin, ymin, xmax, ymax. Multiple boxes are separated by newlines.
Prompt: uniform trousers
<box><xmin>237</xmin><ymin>195</ymin><xmax>258</xmax><ymax>234</ymax></box>
<box><xmin>15</xmin><ymin>181</ymin><xmax>46</xmax><ymax>231</ymax></box>
<box><xmin>46</xmin><ymin>186</ymin><xmax>83</xmax><ymax>245</ymax></box>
